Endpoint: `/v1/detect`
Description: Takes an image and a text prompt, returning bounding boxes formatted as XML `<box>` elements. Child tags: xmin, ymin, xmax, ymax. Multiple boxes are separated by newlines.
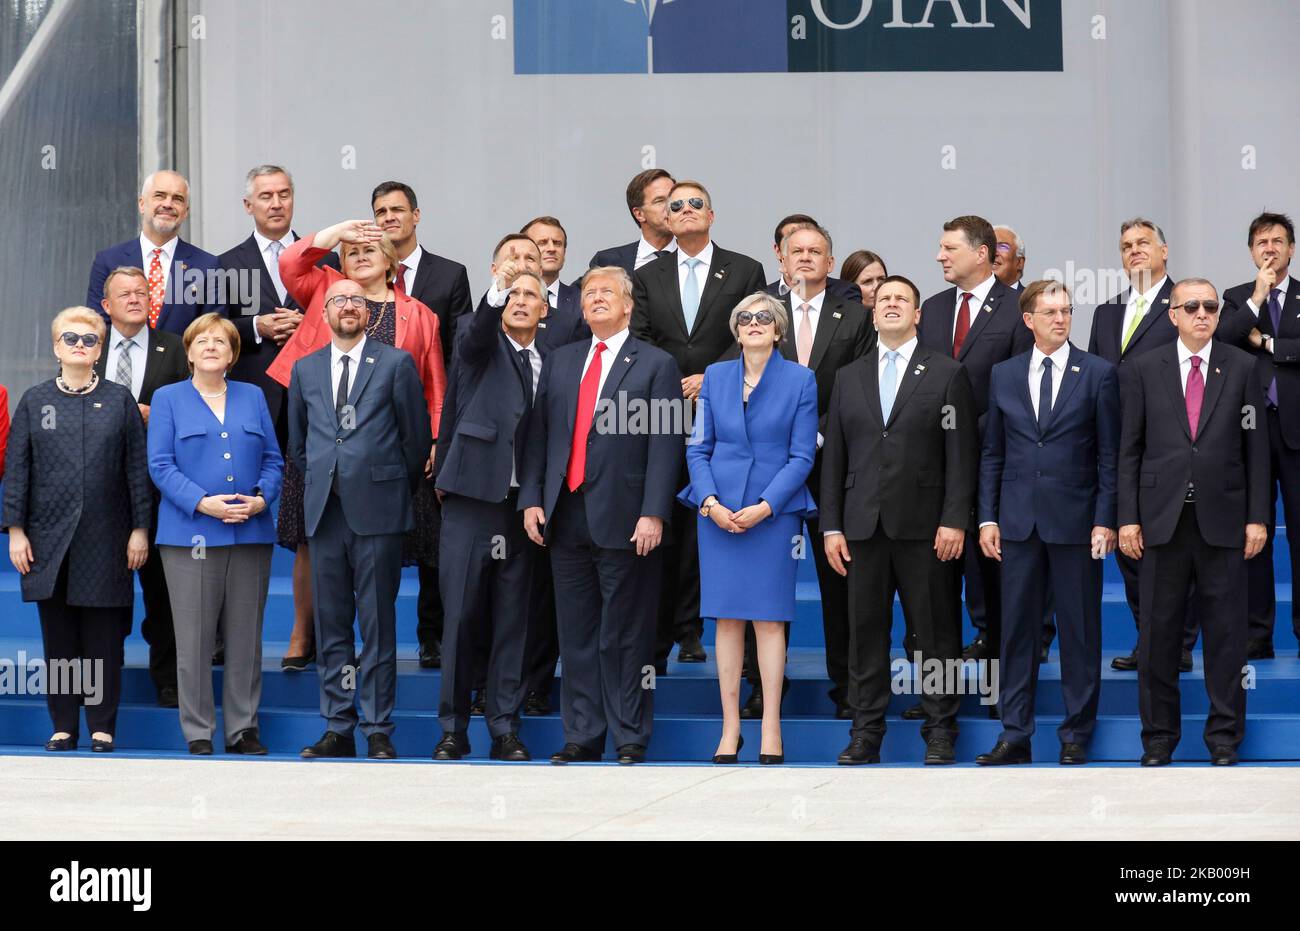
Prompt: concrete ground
<box><xmin>1</xmin><ymin>755</ymin><xmax>1297</xmax><ymax>840</ymax></box>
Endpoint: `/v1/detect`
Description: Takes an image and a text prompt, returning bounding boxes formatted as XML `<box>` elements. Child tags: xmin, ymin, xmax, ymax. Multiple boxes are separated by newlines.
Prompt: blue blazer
<box><xmin>679</xmin><ymin>353</ymin><xmax>818</xmax><ymax>519</ymax></box>
<box><xmin>87</xmin><ymin>238</ymin><xmax>221</xmax><ymax>335</ymax></box>
<box><xmin>148</xmin><ymin>380</ymin><xmax>284</xmax><ymax>547</ymax></box>
<box><xmin>589</xmin><ymin>242</ymin><xmax>639</xmax><ymax>276</ymax></box>
<box><xmin>978</xmin><ymin>344</ymin><xmax>1120</xmax><ymax>544</ymax></box>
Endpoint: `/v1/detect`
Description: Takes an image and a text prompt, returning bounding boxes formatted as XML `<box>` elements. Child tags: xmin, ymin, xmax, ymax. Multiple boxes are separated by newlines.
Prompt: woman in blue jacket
<box><xmin>680</xmin><ymin>293</ymin><xmax>818</xmax><ymax>765</ymax></box>
<box><xmin>148</xmin><ymin>314</ymin><xmax>283</xmax><ymax>755</ymax></box>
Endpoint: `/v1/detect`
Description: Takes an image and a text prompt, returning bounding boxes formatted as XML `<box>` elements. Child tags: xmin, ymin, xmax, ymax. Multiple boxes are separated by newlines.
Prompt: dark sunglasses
<box><xmin>59</xmin><ymin>332</ymin><xmax>100</xmax><ymax>348</ymax></box>
<box><xmin>669</xmin><ymin>197</ymin><xmax>706</xmax><ymax>213</ymax></box>
<box><xmin>1176</xmin><ymin>300</ymin><xmax>1220</xmax><ymax>314</ymax></box>
<box><xmin>736</xmin><ymin>310</ymin><xmax>776</xmax><ymax>326</ymax></box>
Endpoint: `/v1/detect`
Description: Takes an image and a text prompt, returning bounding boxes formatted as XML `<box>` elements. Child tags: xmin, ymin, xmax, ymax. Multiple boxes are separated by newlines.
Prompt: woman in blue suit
<box><xmin>148</xmin><ymin>313</ymin><xmax>283</xmax><ymax>755</ymax></box>
<box><xmin>680</xmin><ymin>293</ymin><xmax>818</xmax><ymax>765</ymax></box>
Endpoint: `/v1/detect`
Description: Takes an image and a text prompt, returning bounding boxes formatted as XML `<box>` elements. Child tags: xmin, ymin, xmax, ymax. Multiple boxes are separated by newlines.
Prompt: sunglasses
<box><xmin>325</xmin><ymin>295</ymin><xmax>368</xmax><ymax>310</ymax></box>
<box><xmin>1176</xmin><ymin>300</ymin><xmax>1220</xmax><ymax>314</ymax></box>
<box><xmin>736</xmin><ymin>310</ymin><xmax>776</xmax><ymax>326</ymax></box>
<box><xmin>59</xmin><ymin>332</ymin><xmax>100</xmax><ymax>348</ymax></box>
<box><xmin>669</xmin><ymin>197</ymin><xmax>706</xmax><ymax>213</ymax></box>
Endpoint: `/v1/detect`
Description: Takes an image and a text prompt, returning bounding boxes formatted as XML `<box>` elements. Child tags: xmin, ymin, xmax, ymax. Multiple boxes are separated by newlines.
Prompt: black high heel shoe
<box><xmin>759</xmin><ymin>747</ymin><xmax>784</xmax><ymax>765</ymax></box>
<box><xmin>712</xmin><ymin>734</ymin><xmax>744</xmax><ymax>764</ymax></box>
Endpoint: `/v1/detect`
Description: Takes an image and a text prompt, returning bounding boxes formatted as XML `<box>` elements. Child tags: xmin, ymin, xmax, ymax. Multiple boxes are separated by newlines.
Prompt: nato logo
<box><xmin>513</xmin><ymin>0</ymin><xmax>1062</xmax><ymax>74</ymax></box>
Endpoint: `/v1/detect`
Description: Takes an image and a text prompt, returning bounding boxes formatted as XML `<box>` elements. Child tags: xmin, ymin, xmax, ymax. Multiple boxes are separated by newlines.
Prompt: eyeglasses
<box><xmin>1033</xmin><ymin>306</ymin><xmax>1073</xmax><ymax>319</ymax></box>
<box><xmin>736</xmin><ymin>310</ymin><xmax>776</xmax><ymax>326</ymax></box>
<box><xmin>995</xmin><ymin>242</ymin><xmax>1013</xmax><ymax>254</ymax></box>
<box><xmin>325</xmin><ymin>295</ymin><xmax>368</xmax><ymax>310</ymax></box>
<box><xmin>59</xmin><ymin>332</ymin><xmax>100</xmax><ymax>348</ymax></box>
<box><xmin>1175</xmin><ymin>300</ymin><xmax>1220</xmax><ymax>315</ymax></box>
<box><xmin>669</xmin><ymin>197</ymin><xmax>706</xmax><ymax>213</ymax></box>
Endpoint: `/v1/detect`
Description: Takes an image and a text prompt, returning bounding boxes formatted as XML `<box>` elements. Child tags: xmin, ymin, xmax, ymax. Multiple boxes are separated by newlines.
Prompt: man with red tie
<box><xmin>918</xmin><ymin>215</ymin><xmax>1033</xmax><ymax>665</ymax></box>
<box><xmin>520</xmin><ymin>267</ymin><xmax>683</xmax><ymax>765</ymax></box>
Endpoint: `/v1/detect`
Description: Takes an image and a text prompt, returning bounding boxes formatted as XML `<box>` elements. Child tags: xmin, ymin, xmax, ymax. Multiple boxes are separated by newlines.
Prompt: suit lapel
<box><xmin>694</xmin><ymin>251</ymin><xmax>730</xmax><ymax>335</ymax></box>
<box><xmin>140</xmin><ymin>328</ymin><xmax>165</xmax><ymax>397</ymax></box>
<box><xmin>344</xmin><ymin>344</ymin><xmax>379</xmax><ymax>425</ymax></box>
<box><xmin>1196</xmin><ymin>350</ymin><xmax>1227</xmax><ymax>437</ymax></box>
<box><xmin>958</xmin><ymin>282</ymin><xmax>1006</xmax><ymax>362</ymax></box>
<box><xmin>807</xmin><ymin>295</ymin><xmax>844</xmax><ymax>371</ymax></box>
<box><xmin>886</xmin><ymin>347</ymin><xmax>930</xmax><ymax>427</ymax></box>
<box><xmin>317</xmin><ymin>349</ymin><xmax>336</xmax><ymax>424</ymax></box>
<box><xmin>858</xmin><ymin>349</ymin><xmax>884</xmax><ymax>428</ymax></box>
<box><xmin>1015</xmin><ymin>352</ymin><xmax>1037</xmax><ymax>428</ymax></box>
<box><xmin>1041</xmin><ymin>346</ymin><xmax>1084</xmax><ymax>434</ymax></box>
<box><xmin>931</xmin><ymin>290</ymin><xmax>957</xmax><ymax>355</ymax></box>
<box><xmin>1275</xmin><ymin>277</ymin><xmax>1300</xmax><ymax>337</ymax></box>
<box><xmin>1122</xmin><ymin>278</ymin><xmax>1173</xmax><ymax>355</ymax></box>
<box><xmin>1160</xmin><ymin>347</ymin><xmax>1192</xmax><ymax>441</ymax></box>
<box><xmin>656</xmin><ymin>259</ymin><xmax>689</xmax><ymax>340</ymax></box>
<box><xmin>599</xmin><ymin>336</ymin><xmax>638</xmax><ymax>402</ymax></box>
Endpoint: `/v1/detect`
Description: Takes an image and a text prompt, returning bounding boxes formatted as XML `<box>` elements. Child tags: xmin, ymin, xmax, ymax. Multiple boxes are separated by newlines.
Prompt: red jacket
<box><xmin>266</xmin><ymin>236</ymin><xmax>447</xmax><ymax>437</ymax></box>
<box><xmin>0</xmin><ymin>384</ymin><xmax>9</xmax><ymax>479</ymax></box>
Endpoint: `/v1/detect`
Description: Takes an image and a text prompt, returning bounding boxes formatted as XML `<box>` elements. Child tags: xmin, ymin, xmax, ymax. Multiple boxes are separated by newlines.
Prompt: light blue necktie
<box><xmin>681</xmin><ymin>257</ymin><xmax>702</xmax><ymax>332</ymax></box>
<box><xmin>880</xmin><ymin>350</ymin><xmax>899</xmax><ymax>421</ymax></box>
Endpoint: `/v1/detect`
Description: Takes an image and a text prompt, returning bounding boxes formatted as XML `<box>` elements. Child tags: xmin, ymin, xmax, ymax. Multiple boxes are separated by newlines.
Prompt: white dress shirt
<box><xmin>635</xmin><ymin>234</ymin><xmax>676</xmax><ymax>270</ymax></box>
<box><xmin>1176</xmin><ymin>338</ymin><xmax>1212</xmax><ymax>395</ymax></box>
<box><xmin>581</xmin><ymin>326</ymin><xmax>630</xmax><ymax>399</ymax></box>
<box><xmin>251</xmin><ymin>229</ymin><xmax>295</xmax><ymax>344</ymax></box>
<box><xmin>1119</xmin><ymin>275</ymin><xmax>1169</xmax><ymax>344</ymax></box>
<box><xmin>952</xmin><ymin>274</ymin><xmax>997</xmax><ymax>343</ymax></box>
<box><xmin>790</xmin><ymin>287</ymin><xmax>826</xmax><ymax>345</ymax></box>
<box><xmin>105</xmin><ymin>326</ymin><xmax>147</xmax><ymax>401</ymax></box>
<box><xmin>330</xmin><ymin>336</ymin><xmax>368</xmax><ymax>408</ymax></box>
<box><xmin>1246</xmin><ymin>275</ymin><xmax>1290</xmax><ymax>355</ymax></box>
<box><xmin>547</xmin><ymin>279</ymin><xmax>560</xmax><ymax>308</ymax></box>
<box><xmin>677</xmin><ymin>241</ymin><xmax>714</xmax><ymax>297</ymax></box>
<box><xmin>506</xmin><ymin>333</ymin><xmax>542</xmax><ymax>487</ymax></box>
<box><xmin>1028</xmin><ymin>341</ymin><xmax>1071</xmax><ymax>414</ymax></box>
<box><xmin>139</xmin><ymin>233</ymin><xmax>178</xmax><ymax>298</ymax></box>
<box><xmin>398</xmin><ymin>244</ymin><xmax>423</xmax><ymax>296</ymax></box>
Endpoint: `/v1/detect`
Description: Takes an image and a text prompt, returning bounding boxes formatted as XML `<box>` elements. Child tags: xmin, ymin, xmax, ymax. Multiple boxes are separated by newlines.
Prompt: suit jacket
<box><xmin>820</xmin><ymin>344</ymin><xmax>978</xmax><ymax>541</ymax></box>
<box><xmin>590</xmin><ymin>242</ymin><xmax>639</xmax><ymax>275</ymax></box>
<box><xmin>678</xmin><ymin>354</ymin><xmax>818</xmax><ymax>518</ymax></box>
<box><xmin>1117</xmin><ymin>340</ymin><xmax>1270</xmax><ymax>548</ymax></box>
<box><xmin>92</xmin><ymin>326</ymin><xmax>189</xmax><ymax>405</ymax></box>
<box><xmin>519</xmin><ymin>332</ymin><xmax>683</xmax><ymax>550</ymax></box>
<box><xmin>631</xmin><ymin>244</ymin><xmax>767</xmax><ymax>377</ymax></box>
<box><xmin>147</xmin><ymin>380</ymin><xmax>284</xmax><ymax>547</ymax></box>
<box><xmin>978</xmin><ymin>345</ymin><xmax>1120</xmax><ymax>544</ymax></box>
<box><xmin>1086</xmin><ymin>277</ymin><xmax>1178</xmax><ymax>367</ymax></box>
<box><xmin>1218</xmin><ymin>275</ymin><xmax>1300</xmax><ymax>449</ymax></box>
<box><xmin>917</xmin><ymin>278</ymin><xmax>1033</xmax><ymax>424</ymax></box>
<box><xmin>764</xmin><ymin>275</ymin><xmax>863</xmax><ymax>306</ymax></box>
<box><xmin>473</xmin><ymin>287</ymin><xmax>591</xmax><ymax>355</ymax></box>
<box><xmin>406</xmin><ymin>245</ymin><xmax>474</xmax><ymax>368</ymax></box>
<box><xmin>286</xmin><ymin>340</ymin><xmax>433</xmax><ymax>538</ymax></box>
<box><xmin>217</xmin><ymin>232</ymin><xmax>340</xmax><ymax>420</ymax></box>
<box><xmin>87</xmin><ymin>238</ymin><xmax>220</xmax><ymax>335</ymax></box>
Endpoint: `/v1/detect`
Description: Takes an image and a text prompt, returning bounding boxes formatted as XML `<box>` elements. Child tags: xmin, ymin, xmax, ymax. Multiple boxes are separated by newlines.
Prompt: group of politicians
<box><xmin>2</xmin><ymin>162</ymin><xmax>1295</xmax><ymax>768</ymax></box>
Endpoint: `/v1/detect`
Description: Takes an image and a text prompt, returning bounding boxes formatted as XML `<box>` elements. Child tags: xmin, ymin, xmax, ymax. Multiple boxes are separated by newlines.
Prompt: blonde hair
<box><xmin>340</xmin><ymin>234</ymin><xmax>400</xmax><ymax>286</ymax></box>
<box><xmin>728</xmin><ymin>292</ymin><xmax>788</xmax><ymax>341</ymax></box>
<box><xmin>580</xmin><ymin>266</ymin><xmax>634</xmax><ymax>304</ymax></box>
<box><xmin>51</xmin><ymin>307</ymin><xmax>106</xmax><ymax>344</ymax></box>
<box><xmin>182</xmin><ymin>312</ymin><xmax>241</xmax><ymax>371</ymax></box>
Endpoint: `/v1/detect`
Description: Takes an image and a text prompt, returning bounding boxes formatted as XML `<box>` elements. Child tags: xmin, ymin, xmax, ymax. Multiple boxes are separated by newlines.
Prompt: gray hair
<box><xmin>580</xmin><ymin>265</ymin><xmax>634</xmax><ymax>304</ymax></box>
<box><xmin>1171</xmin><ymin>277</ymin><xmax>1217</xmax><ymax>304</ymax></box>
<box><xmin>993</xmin><ymin>224</ymin><xmax>1025</xmax><ymax>259</ymax></box>
<box><xmin>244</xmin><ymin>164</ymin><xmax>294</xmax><ymax>198</ymax></box>
<box><xmin>779</xmin><ymin>223</ymin><xmax>834</xmax><ymax>258</ymax></box>
<box><xmin>729</xmin><ymin>292</ymin><xmax>789</xmax><ymax>341</ymax></box>
<box><xmin>140</xmin><ymin>169</ymin><xmax>189</xmax><ymax>197</ymax></box>
<box><xmin>1120</xmin><ymin>217</ymin><xmax>1167</xmax><ymax>246</ymax></box>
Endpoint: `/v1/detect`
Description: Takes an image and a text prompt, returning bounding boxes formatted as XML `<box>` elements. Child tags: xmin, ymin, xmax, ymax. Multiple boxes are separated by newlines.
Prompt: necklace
<box><xmin>365</xmin><ymin>296</ymin><xmax>390</xmax><ymax>337</ymax></box>
<box><xmin>743</xmin><ymin>379</ymin><xmax>757</xmax><ymax>390</ymax></box>
<box><xmin>56</xmin><ymin>373</ymin><xmax>98</xmax><ymax>395</ymax></box>
<box><xmin>195</xmin><ymin>380</ymin><xmax>227</xmax><ymax>398</ymax></box>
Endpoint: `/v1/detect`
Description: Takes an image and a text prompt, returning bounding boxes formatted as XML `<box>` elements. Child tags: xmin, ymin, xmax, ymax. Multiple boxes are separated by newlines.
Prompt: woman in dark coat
<box><xmin>3</xmin><ymin>307</ymin><xmax>153</xmax><ymax>752</ymax></box>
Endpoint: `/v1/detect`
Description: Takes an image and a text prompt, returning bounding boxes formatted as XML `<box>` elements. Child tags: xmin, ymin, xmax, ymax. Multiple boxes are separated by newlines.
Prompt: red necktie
<box><xmin>395</xmin><ymin>262</ymin><xmax>408</xmax><ymax>295</ymax></box>
<box><xmin>567</xmin><ymin>342</ymin><xmax>607</xmax><ymax>491</ymax></box>
<box><xmin>952</xmin><ymin>291</ymin><xmax>972</xmax><ymax>358</ymax></box>
<box><xmin>1186</xmin><ymin>355</ymin><xmax>1204</xmax><ymax>440</ymax></box>
<box><xmin>147</xmin><ymin>248</ymin><xmax>165</xmax><ymax>328</ymax></box>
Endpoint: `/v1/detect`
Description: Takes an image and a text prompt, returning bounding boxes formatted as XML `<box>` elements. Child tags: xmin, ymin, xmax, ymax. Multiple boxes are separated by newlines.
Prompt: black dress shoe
<box><xmin>212</xmin><ymin>647</ymin><xmax>225</xmax><ymax>666</ymax></box>
<box><xmin>433</xmin><ymin>732</ymin><xmax>470</xmax><ymax>760</ymax></box>
<box><xmin>490</xmin><ymin>733</ymin><xmax>531</xmax><ymax>761</ymax></box>
<box><xmin>837</xmin><ymin>736</ymin><xmax>880</xmax><ymax>765</ymax></box>
<box><xmin>1179</xmin><ymin>649</ymin><xmax>1193</xmax><ymax>673</ymax></box>
<box><xmin>522</xmin><ymin>690</ymin><xmax>551</xmax><ymax>716</ymax></box>
<box><xmin>1140</xmin><ymin>741</ymin><xmax>1174</xmax><ymax>766</ymax></box>
<box><xmin>44</xmin><ymin>735</ymin><xmax>76</xmax><ymax>752</ymax></box>
<box><xmin>712</xmin><ymin>734</ymin><xmax>744</xmax><ymax>764</ymax></box>
<box><xmin>676</xmin><ymin>631</ymin><xmax>707</xmax><ymax>663</ymax></box>
<box><xmin>900</xmin><ymin>702</ymin><xmax>926</xmax><ymax>721</ymax></box>
<box><xmin>550</xmin><ymin>743</ymin><xmax>601</xmax><ymax>764</ymax></box>
<box><xmin>740</xmin><ymin>677</ymin><xmax>791</xmax><ymax>719</ymax></box>
<box><xmin>367</xmin><ymin>733</ymin><xmax>397</xmax><ymax>759</ymax></box>
<box><xmin>975</xmin><ymin>740</ymin><xmax>1032</xmax><ymax>765</ymax></box>
<box><xmin>617</xmin><ymin>743</ymin><xmax>647</xmax><ymax>765</ymax></box>
<box><xmin>1209</xmin><ymin>745</ymin><xmax>1239</xmax><ymax>766</ymax></box>
<box><xmin>834</xmin><ymin>702</ymin><xmax>852</xmax><ymax>720</ymax></box>
<box><xmin>226</xmin><ymin>730</ymin><xmax>268</xmax><ymax>755</ymax></box>
<box><xmin>961</xmin><ymin>636</ymin><xmax>992</xmax><ymax>661</ymax></box>
<box><xmin>91</xmin><ymin>737</ymin><xmax>114</xmax><ymax>753</ymax></box>
<box><xmin>157</xmin><ymin>685</ymin><xmax>179</xmax><ymax>708</ymax></box>
<box><xmin>280</xmin><ymin>653</ymin><xmax>313</xmax><ymax>671</ymax></box>
<box><xmin>924</xmin><ymin>737</ymin><xmax>956</xmax><ymax>765</ymax></box>
<box><xmin>1246</xmin><ymin>638</ymin><xmax>1274</xmax><ymax>660</ymax></box>
<box><xmin>301</xmin><ymin>731</ymin><xmax>356</xmax><ymax>759</ymax></box>
<box><xmin>418</xmin><ymin>644</ymin><xmax>442</xmax><ymax>669</ymax></box>
<box><xmin>469</xmin><ymin>690</ymin><xmax>486</xmax><ymax>716</ymax></box>
<box><xmin>1111</xmin><ymin>650</ymin><xmax>1138</xmax><ymax>671</ymax></box>
<box><xmin>1059</xmin><ymin>742</ymin><xmax>1087</xmax><ymax>765</ymax></box>
<box><xmin>188</xmin><ymin>739</ymin><xmax>214</xmax><ymax>756</ymax></box>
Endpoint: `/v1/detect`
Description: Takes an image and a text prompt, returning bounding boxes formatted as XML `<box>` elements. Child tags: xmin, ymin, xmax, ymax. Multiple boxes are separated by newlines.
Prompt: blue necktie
<box><xmin>1267</xmin><ymin>288</ymin><xmax>1282</xmax><ymax>407</ymax></box>
<box><xmin>681</xmin><ymin>257</ymin><xmax>702</xmax><ymax>332</ymax></box>
<box><xmin>1038</xmin><ymin>357</ymin><xmax>1053</xmax><ymax>432</ymax></box>
<box><xmin>880</xmin><ymin>350</ymin><xmax>899</xmax><ymax>421</ymax></box>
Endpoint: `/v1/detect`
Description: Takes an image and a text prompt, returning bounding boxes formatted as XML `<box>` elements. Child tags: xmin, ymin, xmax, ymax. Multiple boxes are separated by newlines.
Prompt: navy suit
<box><xmin>589</xmin><ymin>242</ymin><xmax>640</xmax><ymax>276</ymax></box>
<box><xmin>519</xmin><ymin>330</ymin><xmax>683</xmax><ymax>752</ymax></box>
<box><xmin>764</xmin><ymin>275</ymin><xmax>863</xmax><ymax>306</ymax></box>
<box><xmin>87</xmin><ymin>238</ymin><xmax>220</xmax><ymax>335</ymax></box>
<box><xmin>979</xmin><ymin>345</ymin><xmax>1119</xmax><ymax>748</ymax></box>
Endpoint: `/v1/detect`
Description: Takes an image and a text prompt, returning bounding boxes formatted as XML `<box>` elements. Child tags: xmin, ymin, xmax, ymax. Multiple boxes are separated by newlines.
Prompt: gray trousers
<box><xmin>160</xmin><ymin>543</ymin><xmax>272</xmax><ymax>744</ymax></box>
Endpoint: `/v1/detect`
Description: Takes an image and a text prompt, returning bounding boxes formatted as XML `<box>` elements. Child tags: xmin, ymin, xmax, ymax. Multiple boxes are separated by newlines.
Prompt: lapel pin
<box><xmin>93</xmin><ymin>402</ymin><xmax>102</xmax><ymax>409</ymax></box>
<box><xmin>1071</xmin><ymin>365</ymin><xmax>1080</xmax><ymax>373</ymax></box>
<box><xmin>1215</xmin><ymin>367</ymin><xmax>1221</xmax><ymax>374</ymax></box>
<box><xmin>538</xmin><ymin>321</ymin><xmax>548</xmax><ymax>328</ymax></box>
<box><xmin>1161</xmin><ymin>298</ymin><xmax>1169</xmax><ymax>304</ymax></box>
<box><xmin>623</xmin><ymin>356</ymin><xmax>631</xmax><ymax>363</ymax></box>
<box><xmin>714</xmin><ymin>271</ymin><xmax>725</xmax><ymax>280</ymax></box>
<box><xmin>155</xmin><ymin>346</ymin><xmax>165</xmax><ymax>352</ymax></box>
<box><xmin>833</xmin><ymin>312</ymin><xmax>842</xmax><ymax>319</ymax></box>
<box><xmin>365</xmin><ymin>357</ymin><xmax>375</xmax><ymax>364</ymax></box>
<box><xmin>983</xmin><ymin>304</ymin><xmax>992</xmax><ymax>313</ymax></box>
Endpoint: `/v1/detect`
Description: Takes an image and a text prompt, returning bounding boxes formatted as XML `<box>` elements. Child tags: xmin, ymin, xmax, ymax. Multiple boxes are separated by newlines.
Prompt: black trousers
<box><xmin>1246</xmin><ymin>407</ymin><xmax>1300</xmax><ymax>643</ymax></box>
<box><xmin>36</xmin><ymin>558</ymin><xmax>129</xmax><ymax>739</ymax></box>
<box><xmin>654</xmin><ymin>459</ymin><xmax>702</xmax><ymax>665</ymax></box>
<box><xmin>522</xmin><ymin>544</ymin><xmax>560</xmax><ymax>696</ymax></box>
<box><xmin>846</xmin><ymin>529</ymin><xmax>962</xmax><ymax>746</ymax></box>
<box><xmin>1138</xmin><ymin>503</ymin><xmax>1248</xmax><ymax>752</ymax></box>
<box><xmin>1117</xmin><ymin>549</ymin><xmax>1201</xmax><ymax>652</ymax></box>
<box><xmin>137</xmin><ymin>542</ymin><xmax>177</xmax><ymax>691</ymax></box>
<box><xmin>963</xmin><ymin>539</ymin><xmax>1002</xmax><ymax>658</ymax></box>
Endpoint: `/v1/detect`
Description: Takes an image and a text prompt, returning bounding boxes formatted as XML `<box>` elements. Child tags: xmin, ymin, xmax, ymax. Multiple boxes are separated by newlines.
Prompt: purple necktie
<box><xmin>1186</xmin><ymin>356</ymin><xmax>1204</xmax><ymax>440</ymax></box>
<box><xmin>1267</xmin><ymin>288</ymin><xmax>1282</xmax><ymax>406</ymax></box>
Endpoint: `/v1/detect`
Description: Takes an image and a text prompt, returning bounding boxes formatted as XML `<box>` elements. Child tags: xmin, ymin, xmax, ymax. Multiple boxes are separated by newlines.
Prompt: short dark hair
<box><xmin>493</xmin><ymin>232</ymin><xmax>539</xmax><ymax>262</ymax></box>
<box><xmin>520</xmin><ymin>215</ymin><xmax>567</xmax><ymax>243</ymax></box>
<box><xmin>876</xmin><ymin>274</ymin><xmax>920</xmax><ymax>307</ymax></box>
<box><xmin>626</xmin><ymin>168</ymin><xmax>674</xmax><ymax>225</ymax></box>
<box><xmin>840</xmin><ymin>250</ymin><xmax>888</xmax><ymax>284</ymax></box>
<box><xmin>1019</xmin><ymin>279</ymin><xmax>1071</xmax><ymax>316</ymax></box>
<box><xmin>774</xmin><ymin>214</ymin><xmax>819</xmax><ymax>248</ymax></box>
<box><xmin>1248</xmin><ymin>211</ymin><xmax>1295</xmax><ymax>247</ymax></box>
<box><xmin>943</xmin><ymin>215</ymin><xmax>997</xmax><ymax>263</ymax></box>
<box><xmin>371</xmin><ymin>180</ymin><xmax>418</xmax><ymax>211</ymax></box>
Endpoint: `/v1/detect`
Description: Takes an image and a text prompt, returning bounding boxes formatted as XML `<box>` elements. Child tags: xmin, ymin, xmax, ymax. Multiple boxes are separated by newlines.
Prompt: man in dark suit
<box><xmin>765</xmin><ymin>213</ymin><xmax>863</xmax><ymax>305</ymax></box>
<box><xmin>589</xmin><ymin>168</ymin><xmax>677</xmax><ymax>274</ymax></box>
<box><xmin>1118</xmin><ymin>278</ymin><xmax>1269</xmax><ymax>766</ymax></box>
<box><xmin>480</xmin><ymin>234</ymin><xmax>589</xmax><ymax>355</ymax></box>
<box><xmin>992</xmin><ymin>225</ymin><xmax>1026</xmax><ymax>291</ymax></box>
<box><xmin>917</xmin><ymin>215</ymin><xmax>1034</xmax><ymax>667</ymax></box>
<box><xmin>521</xmin><ymin>266</ymin><xmax>683</xmax><ymax>764</ymax></box>
<box><xmin>1086</xmin><ymin>218</ymin><xmax>1189</xmax><ymax>672</ymax></box>
<box><xmin>522</xmin><ymin>216</ymin><xmax>581</xmax><ymax>318</ymax></box>
<box><xmin>288</xmin><ymin>279</ymin><xmax>433</xmax><ymax>760</ymax></box>
<box><xmin>94</xmin><ymin>266</ymin><xmax>190</xmax><ymax>707</ymax></box>
<box><xmin>976</xmin><ymin>281</ymin><xmax>1120</xmax><ymax>766</ymax></box>
<box><xmin>822</xmin><ymin>275</ymin><xmax>979</xmax><ymax>765</ymax></box>
<box><xmin>1216</xmin><ymin>211</ymin><xmax>1300</xmax><ymax>659</ymax></box>
<box><xmin>87</xmin><ymin>170</ymin><xmax>219</xmax><ymax>335</ymax></box>
<box><xmin>631</xmin><ymin>179</ymin><xmax>767</xmax><ymax>668</ymax></box>
<box><xmin>431</xmin><ymin>272</ymin><xmax>548</xmax><ymax>762</ymax></box>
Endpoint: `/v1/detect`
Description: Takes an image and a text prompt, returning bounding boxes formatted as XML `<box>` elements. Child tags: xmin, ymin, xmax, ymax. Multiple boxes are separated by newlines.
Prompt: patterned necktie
<box><xmin>1038</xmin><ymin>357</ymin><xmax>1053</xmax><ymax>432</ymax></box>
<box><xmin>880</xmin><ymin>350</ymin><xmax>899</xmax><ymax>421</ymax></box>
<box><xmin>796</xmin><ymin>303</ymin><xmax>813</xmax><ymax>367</ymax></box>
<box><xmin>1186</xmin><ymin>355</ymin><xmax>1205</xmax><ymax>440</ymax></box>
<box><xmin>567</xmin><ymin>342</ymin><xmax>606</xmax><ymax>491</ymax></box>
<box><xmin>267</xmin><ymin>240</ymin><xmax>286</xmax><ymax>305</ymax></box>
<box><xmin>1267</xmin><ymin>288</ymin><xmax>1283</xmax><ymax>406</ymax></box>
<box><xmin>952</xmin><ymin>292</ymin><xmax>972</xmax><ymax>357</ymax></box>
<box><xmin>147</xmin><ymin>248</ymin><xmax>165</xmax><ymax>328</ymax></box>
<box><xmin>396</xmin><ymin>262</ymin><xmax>409</xmax><ymax>296</ymax></box>
<box><xmin>115</xmin><ymin>337</ymin><xmax>134</xmax><ymax>391</ymax></box>
<box><xmin>681</xmin><ymin>258</ymin><xmax>702</xmax><ymax>332</ymax></box>
<box><xmin>1122</xmin><ymin>294</ymin><xmax>1148</xmax><ymax>353</ymax></box>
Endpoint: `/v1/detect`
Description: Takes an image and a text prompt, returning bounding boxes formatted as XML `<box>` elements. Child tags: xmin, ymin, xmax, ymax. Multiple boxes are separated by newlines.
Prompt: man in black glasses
<box><xmin>1117</xmin><ymin>278</ymin><xmax>1269</xmax><ymax>766</ymax></box>
<box><xmin>631</xmin><ymin>180</ymin><xmax>766</xmax><ymax>670</ymax></box>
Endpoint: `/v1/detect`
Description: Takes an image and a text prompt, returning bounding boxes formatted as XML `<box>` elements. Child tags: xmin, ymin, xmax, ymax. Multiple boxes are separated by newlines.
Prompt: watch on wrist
<box><xmin>700</xmin><ymin>496</ymin><xmax>717</xmax><ymax>517</ymax></box>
